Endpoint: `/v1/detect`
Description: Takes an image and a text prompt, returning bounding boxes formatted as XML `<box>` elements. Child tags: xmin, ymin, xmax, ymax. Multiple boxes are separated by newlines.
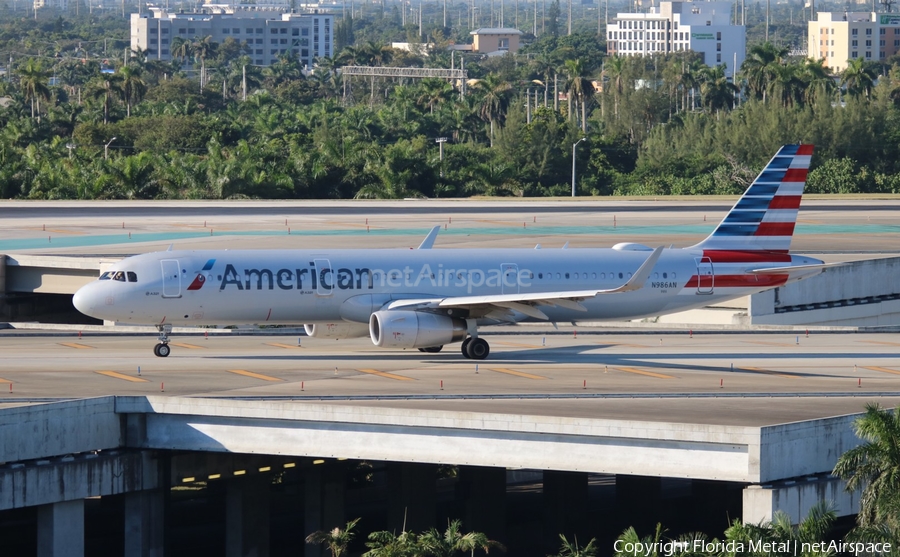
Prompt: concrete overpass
<box><xmin>0</xmin><ymin>394</ymin><xmax>869</xmax><ymax>556</ymax></box>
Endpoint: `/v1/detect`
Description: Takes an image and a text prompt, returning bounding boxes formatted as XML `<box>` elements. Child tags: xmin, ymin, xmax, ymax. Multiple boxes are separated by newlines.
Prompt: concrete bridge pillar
<box><xmin>543</xmin><ymin>471</ymin><xmax>588</xmax><ymax>553</ymax></box>
<box><xmin>37</xmin><ymin>499</ymin><xmax>84</xmax><ymax>557</ymax></box>
<box><xmin>124</xmin><ymin>490</ymin><xmax>165</xmax><ymax>557</ymax></box>
<box><xmin>387</xmin><ymin>462</ymin><xmax>437</xmax><ymax>534</ymax></box>
<box><xmin>458</xmin><ymin>465</ymin><xmax>506</xmax><ymax>543</ymax></box>
<box><xmin>304</xmin><ymin>466</ymin><xmax>346</xmax><ymax>557</ymax></box>
<box><xmin>226</xmin><ymin>475</ymin><xmax>271</xmax><ymax>557</ymax></box>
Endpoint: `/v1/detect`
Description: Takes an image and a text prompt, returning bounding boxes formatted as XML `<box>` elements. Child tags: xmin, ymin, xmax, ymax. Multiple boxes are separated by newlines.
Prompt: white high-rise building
<box><xmin>131</xmin><ymin>4</ymin><xmax>333</xmax><ymax>68</ymax></box>
<box><xmin>606</xmin><ymin>1</ymin><xmax>745</xmax><ymax>79</ymax></box>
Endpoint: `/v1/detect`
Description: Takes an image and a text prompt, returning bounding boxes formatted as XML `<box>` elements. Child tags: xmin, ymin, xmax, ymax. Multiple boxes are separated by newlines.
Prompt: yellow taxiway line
<box><xmin>266</xmin><ymin>342</ymin><xmax>301</xmax><ymax>349</ymax></box>
<box><xmin>59</xmin><ymin>342</ymin><xmax>94</xmax><ymax>349</ymax></box>
<box><xmin>489</xmin><ymin>368</ymin><xmax>547</xmax><ymax>380</ymax></box>
<box><xmin>95</xmin><ymin>370</ymin><xmax>149</xmax><ymax>383</ymax></box>
<box><xmin>863</xmin><ymin>366</ymin><xmax>900</xmax><ymax>376</ymax></box>
<box><xmin>615</xmin><ymin>366</ymin><xmax>675</xmax><ymax>379</ymax></box>
<box><xmin>357</xmin><ymin>368</ymin><xmax>415</xmax><ymax>381</ymax></box>
<box><xmin>226</xmin><ymin>369</ymin><xmax>284</xmax><ymax>382</ymax></box>
<box><xmin>170</xmin><ymin>342</ymin><xmax>204</xmax><ymax>349</ymax></box>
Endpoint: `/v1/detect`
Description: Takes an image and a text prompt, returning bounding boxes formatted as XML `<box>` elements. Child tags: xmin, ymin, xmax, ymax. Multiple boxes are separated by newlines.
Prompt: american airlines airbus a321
<box><xmin>73</xmin><ymin>144</ymin><xmax>829</xmax><ymax>360</ymax></box>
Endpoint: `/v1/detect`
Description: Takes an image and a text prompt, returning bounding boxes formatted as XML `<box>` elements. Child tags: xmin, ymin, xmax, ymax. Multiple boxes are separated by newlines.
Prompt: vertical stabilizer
<box><xmin>690</xmin><ymin>144</ymin><xmax>814</xmax><ymax>253</ymax></box>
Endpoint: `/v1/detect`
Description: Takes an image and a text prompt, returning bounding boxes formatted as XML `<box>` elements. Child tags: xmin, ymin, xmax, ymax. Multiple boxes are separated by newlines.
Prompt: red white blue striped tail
<box><xmin>690</xmin><ymin>144</ymin><xmax>814</xmax><ymax>253</ymax></box>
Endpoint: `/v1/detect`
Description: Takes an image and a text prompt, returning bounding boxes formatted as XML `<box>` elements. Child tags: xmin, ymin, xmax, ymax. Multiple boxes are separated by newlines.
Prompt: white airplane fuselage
<box><xmin>74</xmin><ymin>247</ymin><xmax>822</xmax><ymax>326</ymax></box>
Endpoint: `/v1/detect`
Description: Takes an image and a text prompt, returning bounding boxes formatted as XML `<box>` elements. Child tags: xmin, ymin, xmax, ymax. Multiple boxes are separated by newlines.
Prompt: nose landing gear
<box><xmin>154</xmin><ymin>324</ymin><xmax>172</xmax><ymax>358</ymax></box>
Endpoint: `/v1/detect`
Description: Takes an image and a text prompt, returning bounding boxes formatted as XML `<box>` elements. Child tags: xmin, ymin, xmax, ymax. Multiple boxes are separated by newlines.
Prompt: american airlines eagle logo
<box><xmin>187</xmin><ymin>259</ymin><xmax>216</xmax><ymax>290</ymax></box>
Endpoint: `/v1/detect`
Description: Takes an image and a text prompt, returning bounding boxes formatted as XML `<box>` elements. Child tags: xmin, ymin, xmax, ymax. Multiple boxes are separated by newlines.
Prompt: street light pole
<box><xmin>435</xmin><ymin>137</ymin><xmax>448</xmax><ymax>177</ymax></box>
<box><xmin>571</xmin><ymin>137</ymin><xmax>586</xmax><ymax>197</ymax></box>
<box><xmin>104</xmin><ymin>136</ymin><xmax>117</xmax><ymax>160</ymax></box>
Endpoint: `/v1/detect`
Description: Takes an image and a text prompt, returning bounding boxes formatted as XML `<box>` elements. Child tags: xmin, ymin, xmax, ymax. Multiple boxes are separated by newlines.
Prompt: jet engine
<box><xmin>369</xmin><ymin>310</ymin><xmax>466</xmax><ymax>349</ymax></box>
<box><xmin>303</xmin><ymin>322</ymin><xmax>371</xmax><ymax>339</ymax></box>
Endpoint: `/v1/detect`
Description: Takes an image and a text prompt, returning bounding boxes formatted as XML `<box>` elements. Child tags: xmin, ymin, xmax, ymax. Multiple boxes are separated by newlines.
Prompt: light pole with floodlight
<box><xmin>435</xmin><ymin>137</ymin><xmax>448</xmax><ymax>177</ymax></box>
<box><xmin>571</xmin><ymin>137</ymin><xmax>586</xmax><ymax>197</ymax></box>
<box><xmin>104</xmin><ymin>137</ymin><xmax>117</xmax><ymax>160</ymax></box>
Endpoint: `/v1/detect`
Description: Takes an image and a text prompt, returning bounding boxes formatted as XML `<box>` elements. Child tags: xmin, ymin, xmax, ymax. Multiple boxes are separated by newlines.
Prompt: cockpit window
<box><xmin>99</xmin><ymin>271</ymin><xmax>113</xmax><ymax>280</ymax></box>
<box><xmin>113</xmin><ymin>271</ymin><xmax>126</xmax><ymax>282</ymax></box>
<box><xmin>127</xmin><ymin>271</ymin><xmax>138</xmax><ymax>283</ymax></box>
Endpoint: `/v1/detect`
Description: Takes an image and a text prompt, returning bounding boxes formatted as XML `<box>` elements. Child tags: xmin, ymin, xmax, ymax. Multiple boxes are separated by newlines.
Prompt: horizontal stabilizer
<box><xmin>747</xmin><ymin>261</ymin><xmax>850</xmax><ymax>275</ymax></box>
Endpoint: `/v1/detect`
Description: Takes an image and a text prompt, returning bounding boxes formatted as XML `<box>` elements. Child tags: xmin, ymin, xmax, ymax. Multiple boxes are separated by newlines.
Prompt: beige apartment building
<box><xmin>469</xmin><ymin>28</ymin><xmax>524</xmax><ymax>54</ymax></box>
<box><xmin>808</xmin><ymin>11</ymin><xmax>900</xmax><ymax>71</ymax></box>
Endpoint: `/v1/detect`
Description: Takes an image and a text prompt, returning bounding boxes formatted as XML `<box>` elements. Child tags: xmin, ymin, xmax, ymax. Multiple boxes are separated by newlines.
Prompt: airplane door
<box><xmin>314</xmin><ymin>258</ymin><xmax>333</xmax><ymax>297</ymax></box>
<box><xmin>695</xmin><ymin>256</ymin><xmax>714</xmax><ymax>295</ymax></box>
<box><xmin>161</xmin><ymin>259</ymin><xmax>182</xmax><ymax>298</ymax></box>
<box><xmin>501</xmin><ymin>263</ymin><xmax>519</xmax><ymax>294</ymax></box>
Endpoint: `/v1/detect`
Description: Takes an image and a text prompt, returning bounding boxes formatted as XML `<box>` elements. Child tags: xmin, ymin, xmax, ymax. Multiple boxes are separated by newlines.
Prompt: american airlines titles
<box><xmin>218</xmin><ymin>262</ymin><xmax>534</xmax><ymax>294</ymax></box>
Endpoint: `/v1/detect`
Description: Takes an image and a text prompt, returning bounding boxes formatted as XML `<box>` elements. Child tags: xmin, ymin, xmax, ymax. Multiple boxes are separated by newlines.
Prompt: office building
<box><xmin>808</xmin><ymin>11</ymin><xmax>900</xmax><ymax>72</ymax></box>
<box><xmin>131</xmin><ymin>4</ymin><xmax>333</xmax><ymax>68</ymax></box>
<box><xmin>606</xmin><ymin>1</ymin><xmax>745</xmax><ymax>79</ymax></box>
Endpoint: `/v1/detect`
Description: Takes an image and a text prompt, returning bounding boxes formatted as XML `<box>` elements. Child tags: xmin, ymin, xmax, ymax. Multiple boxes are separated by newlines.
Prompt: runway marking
<box><xmin>357</xmin><ymin>368</ymin><xmax>415</xmax><ymax>381</ymax></box>
<box><xmin>493</xmin><ymin>341</ymin><xmax>545</xmax><ymax>348</ymax></box>
<box><xmin>95</xmin><ymin>370</ymin><xmax>149</xmax><ymax>383</ymax></box>
<box><xmin>859</xmin><ymin>340</ymin><xmax>900</xmax><ymax>348</ymax></box>
<box><xmin>0</xmin><ymin>377</ymin><xmax>10</xmax><ymax>384</ymax></box>
<box><xmin>266</xmin><ymin>343</ymin><xmax>301</xmax><ymax>349</ymax></box>
<box><xmin>863</xmin><ymin>366</ymin><xmax>900</xmax><ymax>376</ymax></box>
<box><xmin>226</xmin><ymin>369</ymin><xmax>284</xmax><ymax>382</ymax></box>
<box><xmin>475</xmin><ymin>219</ymin><xmax>517</xmax><ymax>226</ymax></box>
<box><xmin>489</xmin><ymin>368</ymin><xmax>547</xmax><ymax>380</ymax></box>
<box><xmin>615</xmin><ymin>367</ymin><xmax>675</xmax><ymax>379</ymax></box>
<box><xmin>170</xmin><ymin>342</ymin><xmax>204</xmax><ymax>349</ymax></box>
<box><xmin>325</xmin><ymin>221</ymin><xmax>375</xmax><ymax>229</ymax></box>
<box><xmin>59</xmin><ymin>342</ymin><xmax>94</xmax><ymax>349</ymax></box>
<box><xmin>743</xmin><ymin>340</ymin><xmax>796</xmax><ymax>347</ymax></box>
<box><xmin>28</xmin><ymin>228</ymin><xmax>84</xmax><ymax>235</ymax></box>
<box><xmin>597</xmin><ymin>341</ymin><xmax>648</xmax><ymax>348</ymax></box>
<box><xmin>738</xmin><ymin>366</ymin><xmax>797</xmax><ymax>379</ymax></box>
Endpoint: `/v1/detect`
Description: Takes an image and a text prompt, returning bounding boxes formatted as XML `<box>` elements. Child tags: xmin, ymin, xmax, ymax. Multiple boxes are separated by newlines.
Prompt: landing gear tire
<box><xmin>418</xmin><ymin>346</ymin><xmax>443</xmax><ymax>353</ymax></box>
<box><xmin>465</xmin><ymin>338</ymin><xmax>490</xmax><ymax>360</ymax></box>
<box><xmin>461</xmin><ymin>337</ymin><xmax>472</xmax><ymax>359</ymax></box>
<box><xmin>153</xmin><ymin>343</ymin><xmax>171</xmax><ymax>358</ymax></box>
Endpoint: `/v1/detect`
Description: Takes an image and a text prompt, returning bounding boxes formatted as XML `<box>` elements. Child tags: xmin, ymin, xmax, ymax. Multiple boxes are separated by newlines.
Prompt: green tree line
<box><xmin>3</xmin><ymin>14</ymin><xmax>900</xmax><ymax>199</ymax></box>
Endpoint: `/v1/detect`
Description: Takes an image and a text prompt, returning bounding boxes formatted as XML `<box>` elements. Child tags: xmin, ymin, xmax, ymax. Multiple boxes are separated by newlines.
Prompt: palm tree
<box><xmin>469</xmin><ymin>74</ymin><xmax>513</xmax><ymax>147</ymax></box>
<box><xmin>834</xmin><ymin>404</ymin><xmax>900</xmax><ymax>530</ymax></box>
<box><xmin>549</xmin><ymin>534</ymin><xmax>597</xmax><ymax>557</ymax></box>
<box><xmin>841</xmin><ymin>57</ymin><xmax>879</xmax><ymax>99</ymax></box>
<box><xmin>800</xmin><ymin>58</ymin><xmax>836</xmax><ymax>106</ymax></box>
<box><xmin>564</xmin><ymin>58</ymin><xmax>593</xmax><ymax>132</ymax></box>
<box><xmin>170</xmin><ymin>36</ymin><xmax>191</xmax><ymax>66</ymax></box>
<box><xmin>419</xmin><ymin>519</ymin><xmax>505</xmax><ymax>557</ymax></box>
<box><xmin>416</xmin><ymin>78</ymin><xmax>453</xmax><ymax>115</ymax></box>
<box><xmin>614</xmin><ymin>524</ymin><xmax>664</xmax><ymax>557</ymax></box>
<box><xmin>119</xmin><ymin>65</ymin><xmax>147</xmax><ymax>117</ymax></box>
<box><xmin>699</xmin><ymin>65</ymin><xmax>738</xmax><ymax>112</ymax></box>
<box><xmin>88</xmin><ymin>73</ymin><xmax>124</xmax><ymax>124</ymax></box>
<box><xmin>306</xmin><ymin>517</ymin><xmax>360</xmax><ymax>557</ymax></box>
<box><xmin>722</xmin><ymin>502</ymin><xmax>836</xmax><ymax>557</ymax></box>
<box><xmin>191</xmin><ymin>35</ymin><xmax>217</xmax><ymax>89</ymax></box>
<box><xmin>604</xmin><ymin>55</ymin><xmax>626</xmax><ymax>118</ymax></box>
<box><xmin>741</xmin><ymin>42</ymin><xmax>788</xmax><ymax>103</ymax></box>
<box><xmin>363</xmin><ymin>529</ymin><xmax>420</xmax><ymax>557</ymax></box>
<box><xmin>16</xmin><ymin>58</ymin><xmax>51</xmax><ymax>119</ymax></box>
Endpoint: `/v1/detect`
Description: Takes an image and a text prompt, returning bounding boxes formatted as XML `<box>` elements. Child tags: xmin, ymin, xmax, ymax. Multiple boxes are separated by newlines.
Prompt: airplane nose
<box><xmin>73</xmin><ymin>282</ymin><xmax>103</xmax><ymax>317</ymax></box>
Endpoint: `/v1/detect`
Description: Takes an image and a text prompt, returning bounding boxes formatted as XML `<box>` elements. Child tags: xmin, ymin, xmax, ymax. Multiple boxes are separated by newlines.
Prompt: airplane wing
<box><xmin>417</xmin><ymin>226</ymin><xmax>441</xmax><ymax>249</ymax></box>
<box><xmin>386</xmin><ymin>247</ymin><xmax>664</xmax><ymax>320</ymax></box>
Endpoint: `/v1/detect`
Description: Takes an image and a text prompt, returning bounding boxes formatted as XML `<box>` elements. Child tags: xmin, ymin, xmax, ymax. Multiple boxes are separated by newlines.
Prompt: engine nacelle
<box><xmin>369</xmin><ymin>310</ymin><xmax>466</xmax><ymax>349</ymax></box>
<box><xmin>303</xmin><ymin>322</ymin><xmax>371</xmax><ymax>340</ymax></box>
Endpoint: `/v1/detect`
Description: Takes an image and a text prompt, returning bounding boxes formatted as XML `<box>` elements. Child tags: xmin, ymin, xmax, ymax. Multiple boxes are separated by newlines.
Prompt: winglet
<box><xmin>600</xmin><ymin>246</ymin><xmax>664</xmax><ymax>294</ymax></box>
<box><xmin>417</xmin><ymin>226</ymin><xmax>441</xmax><ymax>249</ymax></box>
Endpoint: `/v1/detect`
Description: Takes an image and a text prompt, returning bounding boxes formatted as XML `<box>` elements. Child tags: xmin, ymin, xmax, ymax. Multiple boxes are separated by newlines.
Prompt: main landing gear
<box><xmin>461</xmin><ymin>337</ymin><xmax>490</xmax><ymax>360</ymax></box>
<box><xmin>153</xmin><ymin>324</ymin><xmax>172</xmax><ymax>358</ymax></box>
